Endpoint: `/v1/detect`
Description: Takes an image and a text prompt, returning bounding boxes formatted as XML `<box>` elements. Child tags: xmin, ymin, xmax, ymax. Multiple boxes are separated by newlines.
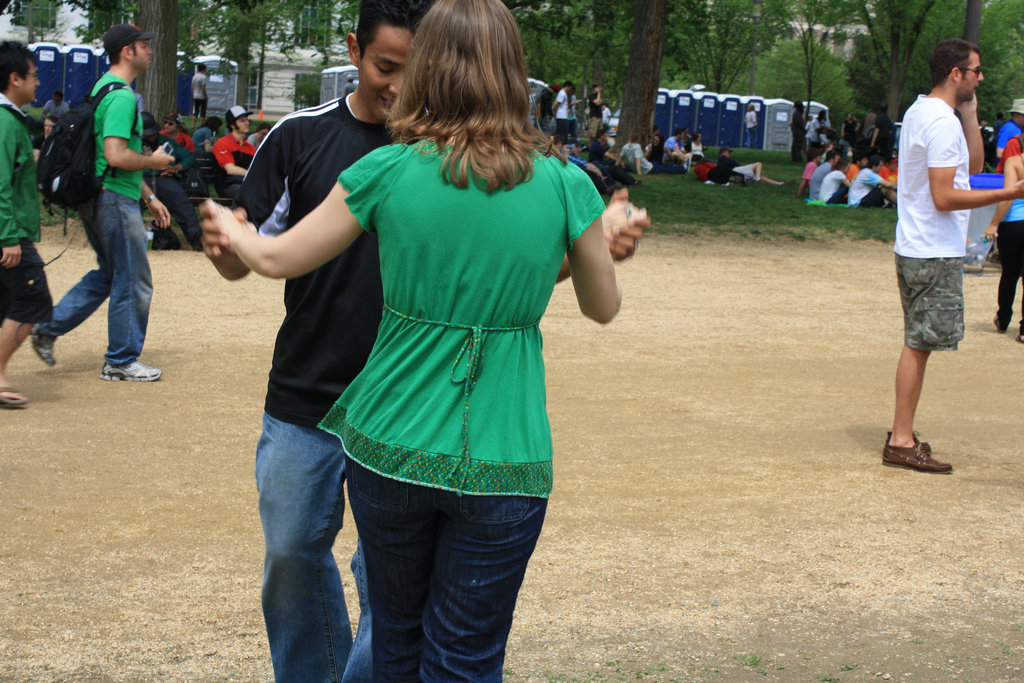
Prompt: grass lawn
<box><xmin>624</xmin><ymin>149</ymin><xmax>897</xmax><ymax>242</ymax></box>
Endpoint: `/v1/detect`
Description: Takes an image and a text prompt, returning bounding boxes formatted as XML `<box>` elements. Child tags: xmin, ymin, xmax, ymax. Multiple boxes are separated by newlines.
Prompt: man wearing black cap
<box><xmin>211</xmin><ymin>105</ymin><xmax>256</xmax><ymax>199</ymax></box>
<box><xmin>31</xmin><ymin>24</ymin><xmax>173</xmax><ymax>382</ymax></box>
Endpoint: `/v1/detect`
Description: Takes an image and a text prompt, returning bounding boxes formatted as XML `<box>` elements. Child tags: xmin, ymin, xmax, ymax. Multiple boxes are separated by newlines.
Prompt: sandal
<box><xmin>0</xmin><ymin>386</ymin><xmax>28</xmax><ymax>408</ymax></box>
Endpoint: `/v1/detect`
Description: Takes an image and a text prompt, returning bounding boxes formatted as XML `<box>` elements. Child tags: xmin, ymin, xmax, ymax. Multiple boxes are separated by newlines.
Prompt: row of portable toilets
<box><xmin>28</xmin><ymin>42</ymin><xmax>239</xmax><ymax>118</ymax></box>
<box><xmin>652</xmin><ymin>88</ymin><xmax>829</xmax><ymax>152</ymax></box>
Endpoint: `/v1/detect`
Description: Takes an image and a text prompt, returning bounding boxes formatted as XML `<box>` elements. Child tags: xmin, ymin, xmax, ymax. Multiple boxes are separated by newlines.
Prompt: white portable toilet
<box><xmin>321</xmin><ymin>65</ymin><xmax>358</xmax><ymax>103</ymax></box>
<box><xmin>195</xmin><ymin>55</ymin><xmax>239</xmax><ymax>116</ymax></box>
<box><xmin>763</xmin><ymin>98</ymin><xmax>794</xmax><ymax>152</ymax></box>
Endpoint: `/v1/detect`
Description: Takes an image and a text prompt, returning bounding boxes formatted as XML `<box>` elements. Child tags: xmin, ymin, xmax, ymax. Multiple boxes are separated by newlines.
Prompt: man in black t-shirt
<box><xmin>202</xmin><ymin>3</ymin><xmax>430</xmax><ymax>680</ymax></box>
<box><xmin>587</xmin><ymin>83</ymin><xmax>603</xmax><ymax>140</ymax></box>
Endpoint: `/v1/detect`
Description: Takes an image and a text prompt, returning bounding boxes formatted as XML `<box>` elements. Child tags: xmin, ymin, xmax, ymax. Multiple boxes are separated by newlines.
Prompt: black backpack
<box><xmin>36</xmin><ymin>82</ymin><xmax>129</xmax><ymax>208</ymax></box>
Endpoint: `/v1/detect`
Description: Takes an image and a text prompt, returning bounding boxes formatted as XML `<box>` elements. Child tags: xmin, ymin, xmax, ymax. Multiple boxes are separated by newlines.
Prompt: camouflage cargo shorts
<box><xmin>895</xmin><ymin>254</ymin><xmax>964</xmax><ymax>351</ymax></box>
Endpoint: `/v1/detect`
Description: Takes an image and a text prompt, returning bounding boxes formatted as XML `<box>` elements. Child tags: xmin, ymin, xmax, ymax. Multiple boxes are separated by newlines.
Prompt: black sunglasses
<box><xmin>958</xmin><ymin>65</ymin><xmax>982</xmax><ymax>76</ymax></box>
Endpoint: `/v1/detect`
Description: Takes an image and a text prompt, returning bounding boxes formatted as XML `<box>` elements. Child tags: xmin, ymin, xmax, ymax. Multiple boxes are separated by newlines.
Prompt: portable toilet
<box><xmin>29</xmin><ymin>42</ymin><xmax>62</xmax><ymax>107</ymax></box>
<box><xmin>717</xmin><ymin>94</ymin><xmax>742</xmax><ymax>148</ymax></box>
<box><xmin>670</xmin><ymin>90</ymin><xmax>695</xmax><ymax>135</ymax></box>
<box><xmin>763</xmin><ymin>98</ymin><xmax>794</xmax><ymax>152</ymax></box>
<box><xmin>320</xmin><ymin>65</ymin><xmax>358</xmax><ymax>103</ymax></box>
<box><xmin>694</xmin><ymin>91</ymin><xmax>720</xmax><ymax>146</ymax></box>
<box><xmin>61</xmin><ymin>45</ymin><xmax>96</xmax><ymax>106</ymax></box>
<box><xmin>653</xmin><ymin>88</ymin><xmax>672</xmax><ymax>138</ymax></box>
<box><xmin>740</xmin><ymin>95</ymin><xmax>766</xmax><ymax>149</ymax></box>
<box><xmin>176</xmin><ymin>53</ymin><xmax>193</xmax><ymax>116</ymax></box>
<box><xmin>93</xmin><ymin>47</ymin><xmax>109</xmax><ymax>79</ymax></box>
<box><xmin>195</xmin><ymin>56</ymin><xmax>239</xmax><ymax>116</ymax></box>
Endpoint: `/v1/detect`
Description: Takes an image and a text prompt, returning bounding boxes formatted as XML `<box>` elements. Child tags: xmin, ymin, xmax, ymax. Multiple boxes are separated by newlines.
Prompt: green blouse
<box><xmin>319</xmin><ymin>142</ymin><xmax>604</xmax><ymax>497</ymax></box>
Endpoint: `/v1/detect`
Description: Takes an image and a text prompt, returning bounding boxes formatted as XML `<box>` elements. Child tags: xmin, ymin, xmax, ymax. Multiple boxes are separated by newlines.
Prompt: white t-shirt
<box><xmin>849</xmin><ymin>168</ymin><xmax>882</xmax><ymax>207</ymax></box>
<box><xmin>621</xmin><ymin>142</ymin><xmax>653</xmax><ymax>174</ymax></box>
<box><xmin>555</xmin><ymin>89</ymin><xmax>569</xmax><ymax>119</ymax></box>
<box><xmin>745</xmin><ymin>110</ymin><xmax>757</xmax><ymax>129</ymax></box>
<box><xmin>895</xmin><ymin>95</ymin><xmax>970</xmax><ymax>258</ymax></box>
<box><xmin>191</xmin><ymin>72</ymin><xmax>208</xmax><ymax>100</ymax></box>
<box><xmin>819</xmin><ymin>170</ymin><xmax>848</xmax><ymax>202</ymax></box>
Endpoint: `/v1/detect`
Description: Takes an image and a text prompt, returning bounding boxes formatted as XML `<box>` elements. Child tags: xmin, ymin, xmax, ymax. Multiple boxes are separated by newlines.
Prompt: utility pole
<box><xmin>964</xmin><ymin>0</ymin><xmax>981</xmax><ymax>44</ymax></box>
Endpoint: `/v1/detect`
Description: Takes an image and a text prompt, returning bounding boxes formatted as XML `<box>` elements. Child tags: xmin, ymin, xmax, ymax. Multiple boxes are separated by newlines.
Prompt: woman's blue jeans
<box><xmin>345</xmin><ymin>455</ymin><xmax>547</xmax><ymax>682</ymax></box>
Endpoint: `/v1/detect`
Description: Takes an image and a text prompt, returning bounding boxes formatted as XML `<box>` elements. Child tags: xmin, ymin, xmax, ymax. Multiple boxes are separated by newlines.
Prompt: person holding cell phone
<box><xmin>140</xmin><ymin>111</ymin><xmax>203</xmax><ymax>251</ymax></box>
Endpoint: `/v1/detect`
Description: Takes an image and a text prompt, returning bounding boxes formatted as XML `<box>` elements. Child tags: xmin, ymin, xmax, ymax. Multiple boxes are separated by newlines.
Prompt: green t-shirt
<box><xmin>319</xmin><ymin>142</ymin><xmax>604</xmax><ymax>497</ymax></box>
<box><xmin>91</xmin><ymin>72</ymin><xmax>143</xmax><ymax>201</ymax></box>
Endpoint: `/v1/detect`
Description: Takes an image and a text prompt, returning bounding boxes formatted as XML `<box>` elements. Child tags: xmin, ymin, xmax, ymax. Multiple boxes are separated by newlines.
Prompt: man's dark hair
<box><xmin>52</xmin><ymin>89</ymin><xmax>63</xmax><ymax>98</ymax></box>
<box><xmin>356</xmin><ymin>0</ymin><xmax>433</xmax><ymax>53</ymax></box>
<box><xmin>929</xmin><ymin>38</ymin><xmax>980</xmax><ymax>87</ymax></box>
<box><xmin>197</xmin><ymin>63</ymin><xmax>207</xmax><ymax>72</ymax></box>
<box><xmin>562</xmin><ymin>80</ymin><xmax>574</xmax><ymax>89</ymax></box>
<box><xmin>824</xmin><ymin>149</ymin><xmax>840</xmax><ymax>162</ymax></box>
<box><xmin>0</xmin><ymin>41</ymin><xmax>32</xmax><ymax>95</ymax></box>
<box><xmin>852</xmin><ymin>149</ymin><xmax>870</xmax><ymax>163</ymax></box>
<box><xmin>202</xmin><ymin>115</ymin><xmax>222</xmax><ymax>130</ymax></box>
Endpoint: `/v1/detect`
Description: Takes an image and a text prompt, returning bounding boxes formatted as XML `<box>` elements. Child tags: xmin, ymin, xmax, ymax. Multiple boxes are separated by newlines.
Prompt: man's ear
<box><xmin>346</xmin><ymin>33</ymin><xmax>361</xmax><ymax>69</ymax></box>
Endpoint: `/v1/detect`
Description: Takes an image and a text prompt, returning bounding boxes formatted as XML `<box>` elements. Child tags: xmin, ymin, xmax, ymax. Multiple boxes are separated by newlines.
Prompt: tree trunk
<box><xmin>136</xmin><ymin>0</ymin><xmax>179</xmax><ymax>117</ymax></box>
<box><xmin>963</xmin><ymin>0</ymin><xmax>982</xmax><ymax>44</ymax></box>
<box><xmin>617</xmin><ymin>0</ymin><xmax>667</xmax><ymax>148</ymax></box>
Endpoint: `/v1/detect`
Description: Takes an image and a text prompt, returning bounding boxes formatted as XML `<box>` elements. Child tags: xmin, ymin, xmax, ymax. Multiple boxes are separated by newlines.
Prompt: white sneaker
<box><xmin>100</xmin><ymin>360</ymin><xmax>162</xmax><ymax>382</ymax></box>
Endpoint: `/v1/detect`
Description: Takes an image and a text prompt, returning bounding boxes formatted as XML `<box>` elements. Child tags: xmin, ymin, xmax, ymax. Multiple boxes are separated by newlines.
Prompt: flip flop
<box><xmin>0</xmin><ymin>386</ymin><xmax>28</xmax><ymax>408</ymax></box>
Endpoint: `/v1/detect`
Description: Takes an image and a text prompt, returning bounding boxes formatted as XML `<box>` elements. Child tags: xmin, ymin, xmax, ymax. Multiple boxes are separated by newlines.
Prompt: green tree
<box><xmin>975</xmin><ymin>0</ymin><xmax>1024</xmax><ymax>123</ymax></box>
<box><xmin>784</xmin><ymin>0</ymin><xmax>856</xmax><ymax>109</ymax></box>
<box><xmin>662</xmin><ymin>0</ymin><xmax>788</xmax><ymax>93</ymax></box>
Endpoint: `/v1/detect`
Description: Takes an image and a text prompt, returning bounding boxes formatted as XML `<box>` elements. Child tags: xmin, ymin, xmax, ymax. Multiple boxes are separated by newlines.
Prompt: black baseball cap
<box><xmin>104</xmin><ymin>24</ymin><xmax>156</xmax><ymax>56</ymax></box>
<box><xmin>141</xmin><ymin>111</ymin><xmax>160</xmax><ymax>137</ymax></box>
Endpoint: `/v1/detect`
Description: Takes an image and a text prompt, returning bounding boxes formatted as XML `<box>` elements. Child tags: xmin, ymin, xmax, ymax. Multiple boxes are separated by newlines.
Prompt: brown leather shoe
<box><xmin>882</xmin><ymin>437</ymin><xmax>952</xmax><ymax>473</ymax></box>
<box><xmin>886</xmin><ymin>431</ymin><xmax>930</xmax><ymax>456</ymax></box>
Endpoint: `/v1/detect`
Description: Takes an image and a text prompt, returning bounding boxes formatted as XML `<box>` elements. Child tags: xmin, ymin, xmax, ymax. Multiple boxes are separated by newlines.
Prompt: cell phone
<box><xmin>160</xmin><ymin>142</ymin><xmax>173</xmax><ymax>156</ymax></box>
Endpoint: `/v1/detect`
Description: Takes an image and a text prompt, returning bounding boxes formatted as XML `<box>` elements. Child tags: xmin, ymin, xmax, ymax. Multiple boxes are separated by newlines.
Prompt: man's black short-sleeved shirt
<box><xmin>236</xmin><ymin>98</ymin><xmax>391</xmax><ymax>427</ymax></box>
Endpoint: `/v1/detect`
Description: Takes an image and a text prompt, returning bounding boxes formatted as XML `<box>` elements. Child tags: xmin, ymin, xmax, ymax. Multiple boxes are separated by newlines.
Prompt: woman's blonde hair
<box><xmin>387</xmin><ymin>0</ymin><xmax>544</xmax><ymax>193</ymax></box>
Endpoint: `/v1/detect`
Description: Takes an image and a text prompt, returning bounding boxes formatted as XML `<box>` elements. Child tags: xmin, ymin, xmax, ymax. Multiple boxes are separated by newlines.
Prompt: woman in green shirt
<box><xmin>203</xmin><ymin>0</ymin><xmax>623</xmax><ymax>677</ymax></box>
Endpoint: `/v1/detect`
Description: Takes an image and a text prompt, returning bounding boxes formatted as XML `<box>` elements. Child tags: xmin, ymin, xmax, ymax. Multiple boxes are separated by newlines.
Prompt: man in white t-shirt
<box><xmin>885</xmin><ymin>38</ymin><xmax>1024</xmax><ymax>474</ymax></box>
<box><xmin>190</xmin><ymin>64</ymin><xmax>208</xmax><ymax>126</ymax></box>
<box><xmin>554</xmin><ymin>81</ymin><xmax>573</xmax><ymax>142</ymax></box>
<box><xmin>848</xmin><ymin>154</ymin><xmax>896</xmax><ymax>207</ymax></box>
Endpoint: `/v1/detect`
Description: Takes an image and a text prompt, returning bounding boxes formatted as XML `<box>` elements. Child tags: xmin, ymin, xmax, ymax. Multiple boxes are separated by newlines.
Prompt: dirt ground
<box><xmin>2</xmin><ymin>222</ymin><xmax>1023</xmax><ymax>682</ymax></box>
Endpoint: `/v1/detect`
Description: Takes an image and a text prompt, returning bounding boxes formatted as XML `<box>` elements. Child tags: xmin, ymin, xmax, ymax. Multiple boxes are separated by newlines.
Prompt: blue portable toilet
<box><xmin>739</xmin><ymin>95</ymin><xmax>766</xmax><ymax>149</ymax></box>
<box><xmin>29</xmin><ymin>42</ymin><xmax>63</xmax><ymax>107</ymax></box>
<box><xmin>694</xmin><ymin>91</ymin><xmax>720</xmax><ymax>146</ymax></box>
<box><xmin>717</xmin><ymin>94</ymin><xmax>742</xmax><ymax>147</ymax></box>
<box><xmin>670</xmin><ymin>90</ymin><xmax>695</xmax><ymax>135</ymax></box>
<box><xmin>94</xmin><ymin>47</ymin><xmax>110</xmax><ymax>79</ymax></box>
<box><xmin>653</xmin><ymin>88</ymin><xmax>671</xmax><ymax>138</ymax></box>
<box><xmin>61</xmin><ymin>45</ymin><xmax>96</xmax><ymax>107</ymax></box>
<box><xmin>177</xmin><ymin>52</ymin><xmax>193</xmax><ymax>116</ymax></box>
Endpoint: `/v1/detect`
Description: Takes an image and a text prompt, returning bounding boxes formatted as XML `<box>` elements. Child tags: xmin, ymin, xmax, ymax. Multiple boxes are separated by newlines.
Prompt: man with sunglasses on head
<box><xmin>884</xmin><ymin>38</ymin><xmax>1024</xmax><ymax>474</ymax></box>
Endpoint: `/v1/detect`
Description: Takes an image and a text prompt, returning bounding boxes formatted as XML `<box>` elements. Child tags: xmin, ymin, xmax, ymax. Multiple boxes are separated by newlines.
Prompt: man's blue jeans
<box><xmin>256</xmin><ymin>413</ymin><xmax>371</xmax><ymax>683</ymax></box>
<box><xmin>37</xmin><ymin>190</ymin><xmax>152</xmax><ymax>365</ymax></box>
<box><xmin>345</xmin><ymin>455</ymin><xmax>547</xmax><ymax>682</ymax></box>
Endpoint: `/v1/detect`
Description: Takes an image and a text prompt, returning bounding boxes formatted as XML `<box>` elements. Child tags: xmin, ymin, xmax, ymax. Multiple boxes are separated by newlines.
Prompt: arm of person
<box><xmin>141</xmin><ymin>180</ymin><xmax>171</xmax><ymax>229</ymax></box>
<box><xmin>201</xmin><ymin>183</ymin><xmax>362</xmax><ymax>280</ymax></box>
<box><xmin>877</xmin><ymin>177</ymin><xmax>897</xmax><ymax>190</ymax></box>
<box><xmin>104</xmin><ymin>136</ymin><xmax>174</xmax><ymax>172</ymax></box>
<box><xmin>567</xmin><ymin>216</ymin><xmax>621</xmax><ymax>324</ymax></box>
<box><xmin>0</xmin><ymin>127</ymin><xmax>21</xmax><ymax>266</ymax></box>
<box><xmin>983</xmin><ymin>156</ymin><xmax>1022</xmax><ymax>240</ymax></box>
<box><xmin>223</xmin><ymin>162</ymin><xmax>247</xmax><ymax>177</ymax></box>
<box><xmin>929</xmin><ymin>165</ymin><xmax>1024</xmax><ymax>211</ymax></box>
<box><xmin>556</xmin><ymin>189</ymin><xmax>649</xmax><ymax>280</ymax></box>
<box><xmin>957</xmin><ymin>96</ymin><xmax>985</xmax><ymax>174</ymax></box>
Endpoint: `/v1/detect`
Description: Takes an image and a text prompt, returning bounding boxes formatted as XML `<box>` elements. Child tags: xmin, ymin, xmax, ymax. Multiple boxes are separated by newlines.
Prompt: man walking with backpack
<box><xmin>32</xmin><ymin>24</ymin><xmax>172</xmax><ymax>381</ymax></box>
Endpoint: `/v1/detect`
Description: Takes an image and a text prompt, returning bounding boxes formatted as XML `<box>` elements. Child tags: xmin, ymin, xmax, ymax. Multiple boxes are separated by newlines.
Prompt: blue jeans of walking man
<box><xmin>256</xmin><ymin>413</ymin><xmax>372</xmax><ymax>682</ymax></box>
<box><xmin>36</xmin><ymin>191</ymin><xmax>152</xmax><ymax>365</ymax></box>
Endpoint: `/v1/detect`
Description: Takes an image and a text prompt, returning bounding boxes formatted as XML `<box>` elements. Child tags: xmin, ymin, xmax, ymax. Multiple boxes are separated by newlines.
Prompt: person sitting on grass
<box><xmin>796</xmin><ymin>146</ymin><xmax>823</xmax><ymax>198</ymax></box>
<box><xmin>621</xmin><ymin>133</ymin><xmax>687</xmax><ymax>176</ymax></box>
<box><xmin>849</xmin><ymin>153</ymin><xmax>897</xmax><ymax>207</ymax></box>
<box><xmin>686</xmin><ymin>131</ymin><xmax>703</xmax><ymax>162</ymax></box>
<box><xmin>808</xmin><ymin>149</ymin><xmax>839</xmax><ymax>201</ymax></box>
<box><xmin>588</xmin><ymin>128</ymin><xmax>640</xmax><ymax>187</ymax></box>
<box><xmin>706</xmin><ymin>146</ymin><xmax>787</xmax><ymax>186</ymax></box>
<box><xmin>664</xmin><ymin>127</ymin><xmax>693</xmax><ymax>168</ymax></box>
<box><xmin>547</xmin><ymin>134</ymin><xmax>616</xmax><ymax>195</ymax></box>
<box><xmin>820</xmin><ymin>158</ymin><xmax>853</xmax><ymax>204</ymax></box>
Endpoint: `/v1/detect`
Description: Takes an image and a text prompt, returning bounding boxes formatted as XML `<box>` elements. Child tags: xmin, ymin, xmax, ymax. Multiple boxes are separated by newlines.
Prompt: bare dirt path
<box><xmin>2</xmin><ymin>226</ymin><xmax>1022</xmax><ymax>681</ymax></box>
